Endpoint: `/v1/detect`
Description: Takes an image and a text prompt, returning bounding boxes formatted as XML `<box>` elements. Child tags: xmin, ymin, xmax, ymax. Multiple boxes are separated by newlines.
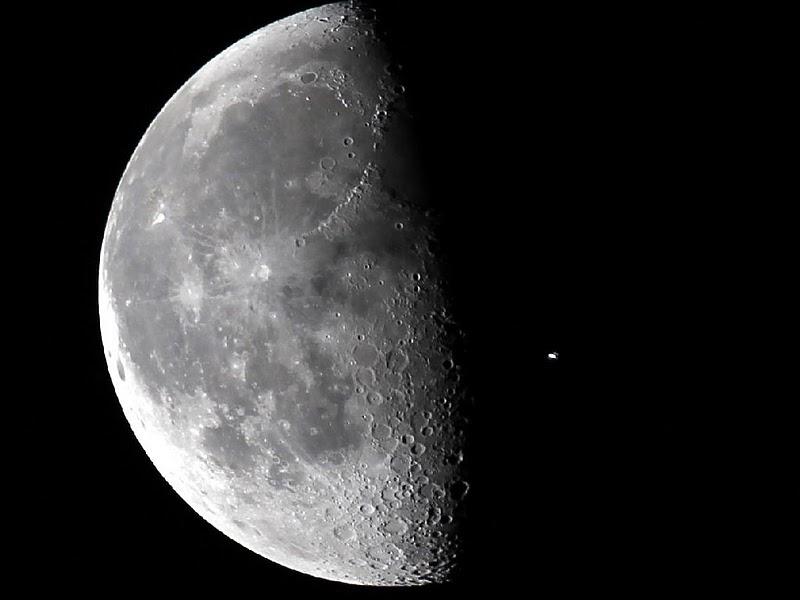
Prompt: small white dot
<box><xmin>547</xmin><ymin>352</ymin><xmax>559</xmax><ymax>360</ymax></box>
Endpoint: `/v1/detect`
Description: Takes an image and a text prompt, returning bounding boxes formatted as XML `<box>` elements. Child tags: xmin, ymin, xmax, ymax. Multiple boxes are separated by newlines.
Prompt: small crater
<box><xmin>300</xmin><ymin>72</ymin><xmax>318</xmax><ymax>84</ymax></box>
<box><xmin>116</xmin><ymin>358</ymin><xmax>125</xmax><ymax>381</ymax></box>
<box><xmin>372</xmin><ymin>423</ymin><xmax>392</xmax><ymax>440</ymax></box>
<box><xmin>387</xmin><ymin>349</ymin><xmax>409</xmax><ymax>373</ymax></box>
<box><xmin>383</xmin><ymin>518</ymin><xmax>408</xmax><ymax>535</ymax></box>
<box><xmin>451</xmin><ymin>480</ymin><xmax>470</xmax><ymax>500</ymax></box>
<box><xmin>334</xmin><ymin>524</ymin><xmax>355</xmax><ymax>541</ymax></box>
<box><xmin>320</xmin><ymin>157</ymin><xmax>337</xmax><ymax>170</ymax></box>
<box><xmin>356</xmin><ymin>367</ymin><xmax>376</xmax><ymax>387</ymax></box>
<box><xmin>255</xmin><ymin>264</ymin><xmax>271</xmax><ymax>281</ymax></box>
<box><xmin>232</xmin><ymin>519</ymin><xmax>247</xmax><ymax>531</ymax></box>
<box><xmin>353</xmin><ymin>343</ymin><xmax>378</xmax><ymax>366</ymax></box>
<box><xmin>390</xmin><ymin>454</ymin><xmax>411</xmax><ymax>474</ymax></box>
<box><xmin>421</xmin><ymin>483</ymin><xmax>445</xmax><ymax>500</ymax></box>
<box><xmin>343</xmin><ymin>136</ymin><xmax>354</xmax><ymax>146</ymax></box>
<box><xmin>380</xmin><ymin>437</ymin><xmax>399</xmax><ymax>454</ymax></box>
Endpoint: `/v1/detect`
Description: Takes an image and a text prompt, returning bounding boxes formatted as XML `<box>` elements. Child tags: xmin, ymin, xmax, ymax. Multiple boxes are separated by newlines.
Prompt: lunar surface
<box><xmin>99</xmin><ymin>2</ymin><xmax>469</xmax><ymax>586</ymax></box>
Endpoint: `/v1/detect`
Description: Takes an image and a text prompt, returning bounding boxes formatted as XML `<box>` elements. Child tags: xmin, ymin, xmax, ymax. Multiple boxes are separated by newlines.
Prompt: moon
<box><xmin>99</xmin><ymin>1</ymin><xmax>469</xmax><ymax>586</ymax></box>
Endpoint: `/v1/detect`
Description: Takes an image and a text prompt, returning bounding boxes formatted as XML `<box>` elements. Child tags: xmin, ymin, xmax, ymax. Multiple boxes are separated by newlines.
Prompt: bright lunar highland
<box><xmin>99</xmin><ymin>1</ymin><xmax>469</xmax><ymax>586</ymax></box>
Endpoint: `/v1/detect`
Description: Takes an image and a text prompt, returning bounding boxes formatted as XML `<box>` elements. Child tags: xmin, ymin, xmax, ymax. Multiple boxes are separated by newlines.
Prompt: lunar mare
<box><xmin>99</xmin><ymin>2</ymin><xmax>468</xmax><ymax>586</ymax></box>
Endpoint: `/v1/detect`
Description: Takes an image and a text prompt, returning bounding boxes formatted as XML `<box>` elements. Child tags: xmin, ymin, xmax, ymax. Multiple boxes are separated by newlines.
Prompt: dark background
<box><xmin>19</xmin><ymin>1</ymin><xmax>794</xmax><ymax>595</ymax></box>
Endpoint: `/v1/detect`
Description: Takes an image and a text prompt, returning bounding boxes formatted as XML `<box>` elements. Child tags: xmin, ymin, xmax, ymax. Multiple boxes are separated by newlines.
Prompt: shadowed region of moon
<box><xmin>99</xmin><ymin>1</ymin><xmax>470</xmax><ymax>586</ymax></box>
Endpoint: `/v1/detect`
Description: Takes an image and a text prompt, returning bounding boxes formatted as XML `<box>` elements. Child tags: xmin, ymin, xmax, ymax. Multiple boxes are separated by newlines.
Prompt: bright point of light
<box><xmin>547</xmin><ymin>352</ymin><xmax>559</xmax><ymax>360</ymax></box>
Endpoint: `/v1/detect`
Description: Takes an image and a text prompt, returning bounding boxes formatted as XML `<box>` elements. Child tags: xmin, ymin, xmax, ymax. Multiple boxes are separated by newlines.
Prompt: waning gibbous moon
<box><xmin>99</xmin><ymin>1</ymin><xmax>470</xmax><ymax>586</ymax></box>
